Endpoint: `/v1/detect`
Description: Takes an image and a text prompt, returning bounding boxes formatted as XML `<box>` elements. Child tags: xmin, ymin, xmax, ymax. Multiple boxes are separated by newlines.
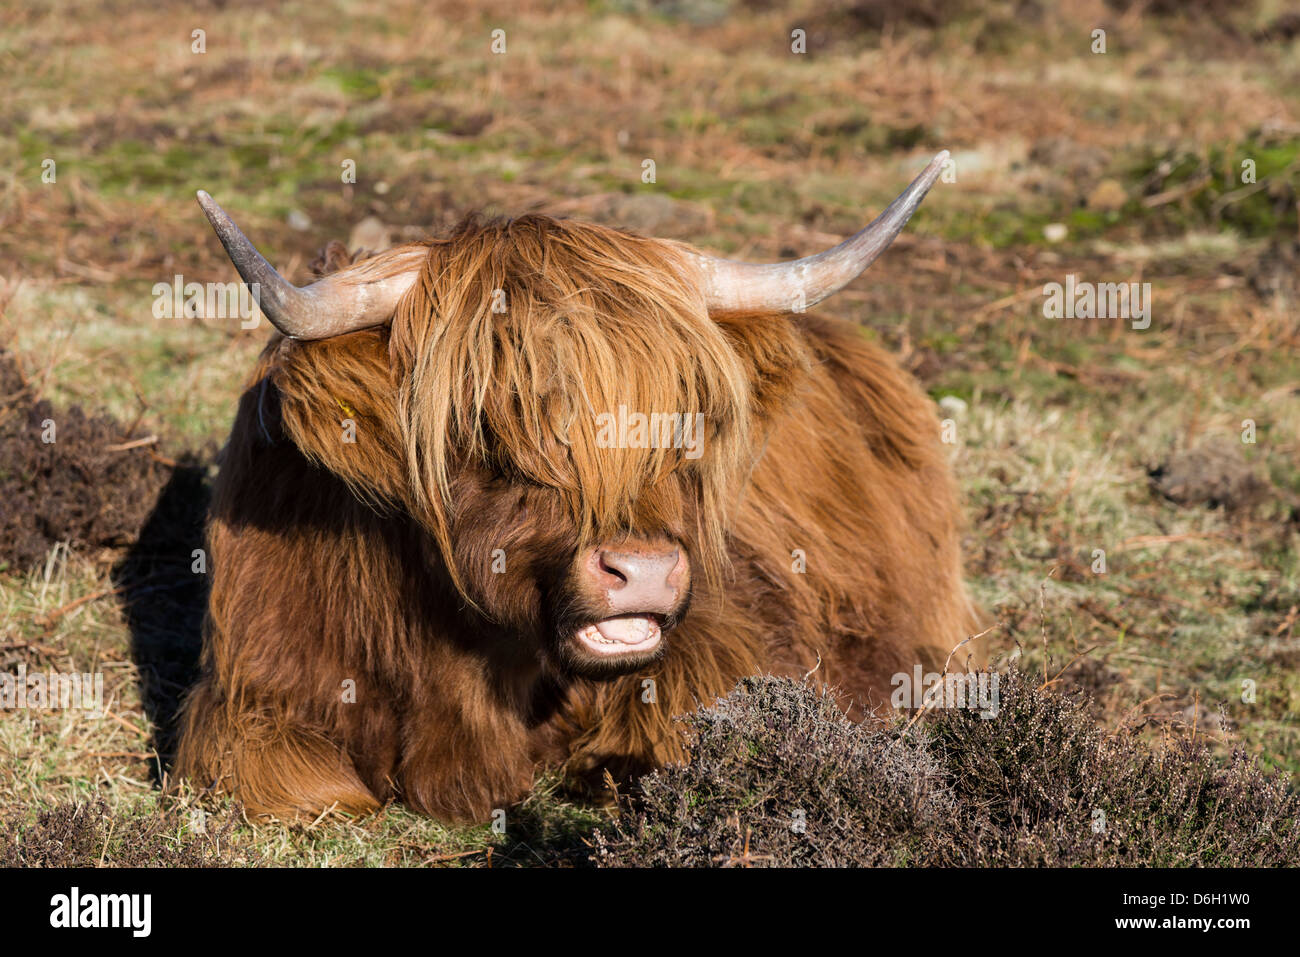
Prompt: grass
<box><xmin>1</xmin><ymin>0</ymin><xmax>1299</xmax><ymax>865</ymax></box>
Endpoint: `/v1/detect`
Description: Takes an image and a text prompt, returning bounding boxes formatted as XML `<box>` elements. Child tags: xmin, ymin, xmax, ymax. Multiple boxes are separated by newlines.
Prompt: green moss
<box><xmin>321</xmin><ymin>66</ymin><xmax>384</xmax><ymax>101</ymax></box>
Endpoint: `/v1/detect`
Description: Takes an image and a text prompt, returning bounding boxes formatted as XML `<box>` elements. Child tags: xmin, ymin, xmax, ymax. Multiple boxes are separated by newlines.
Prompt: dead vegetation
<box><xmin>0</xmin><ymin>796</ymin><xmax>255</xmax><ymax>867</ymax></box>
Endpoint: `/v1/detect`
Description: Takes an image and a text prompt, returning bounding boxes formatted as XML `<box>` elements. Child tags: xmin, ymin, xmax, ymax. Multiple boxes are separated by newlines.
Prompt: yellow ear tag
<box><xmin>336</xmin><ymin>397</ymin><xmax>357</xmax><ymax>417</ymax></box>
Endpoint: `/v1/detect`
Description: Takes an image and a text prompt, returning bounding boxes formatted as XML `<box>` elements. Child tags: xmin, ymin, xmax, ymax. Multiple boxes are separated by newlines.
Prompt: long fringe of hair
<box><xmin>387</xmin><ymin>215</ymin><xmax>758</xmax><ymax>592</ymax></box>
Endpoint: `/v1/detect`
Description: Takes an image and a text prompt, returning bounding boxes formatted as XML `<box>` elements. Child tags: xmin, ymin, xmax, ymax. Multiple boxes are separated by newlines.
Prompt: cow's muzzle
<box><xmin>568</xmin><ymin>543</ymin><xmax>689</xmax><ymax>660</ymax></box>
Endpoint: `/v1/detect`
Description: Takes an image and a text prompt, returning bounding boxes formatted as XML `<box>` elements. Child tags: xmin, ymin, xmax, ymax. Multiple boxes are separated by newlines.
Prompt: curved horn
<box><xmin>691</xmin><ymin>150</ymin><xmax>949</xmax><ymax>313</ymax></box>
<box><xmin>196</xmin><ymin>191</ymin><xmax>425</xmax><ymax>339</ymax></box>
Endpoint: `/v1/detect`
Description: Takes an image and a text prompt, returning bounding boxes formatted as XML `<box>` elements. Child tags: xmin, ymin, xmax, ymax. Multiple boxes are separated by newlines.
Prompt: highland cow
<box><xmin>175</xmin><ymin>151</ymin><xmax>983</xmax><ymax>822</ymax></box>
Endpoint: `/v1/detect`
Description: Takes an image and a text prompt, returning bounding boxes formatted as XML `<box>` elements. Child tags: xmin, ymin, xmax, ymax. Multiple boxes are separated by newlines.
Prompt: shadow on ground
<box><xmin>111</xmin><ymin>461</ymin><xmax>212</xmax><ymax>780</ymax></box>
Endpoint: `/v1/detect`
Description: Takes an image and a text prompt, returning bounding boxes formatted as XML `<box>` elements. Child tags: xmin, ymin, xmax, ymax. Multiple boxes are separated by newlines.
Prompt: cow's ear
<box><xmin>308</xmin><ymin>240</ymin><xmax>381</xmax><ymax>278</ymax></box>
<box><xmin>308</xmin><ymin>240</ymin><xmax>355</xmax><ymax>278</ymax></box>
<box><xmin>272</xmin><ymin>329</ymin><xmax>410</xmax><ymax>506</ymax></box>
<box><xmin>712</xmin><ymin>311</ymin><xmax>810</xmax><ymax>424</ymax></box>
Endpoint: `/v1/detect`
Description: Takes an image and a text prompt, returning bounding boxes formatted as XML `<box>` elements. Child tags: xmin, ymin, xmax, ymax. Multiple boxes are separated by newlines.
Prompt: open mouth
<box><xmin>573</xmin><ymin>615</ymin><xmax>663</xmax><ymax>656</ymax></box>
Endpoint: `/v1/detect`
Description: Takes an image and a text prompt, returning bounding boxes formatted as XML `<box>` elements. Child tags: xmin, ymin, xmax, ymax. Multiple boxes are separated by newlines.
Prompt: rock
<box><xmin>1087</xmin><ymin>178</ymin><xmax>1128</xmax><ymax>212</ymax></box>
<box><xmin>543</xmin><ymin>192</ymin><xmax>713</xmax><ymax>238</ymax></box>
<box><xmin>938</xmin><ymin>395</ymin><xmax>968</xmax><ymax>417</ymax></box>
<box><xmin>348</xmin><ymin>216</ymin><xmax>392</xmax><ymax>254</ymax></box>
<box><xmin>1029</xmin><ymin>137</ymin><xmax>1109</xmax><ymax>182</ymax></box>
<box><xmin>1149</xmin><ymin>440</ymin><xmax>1270</xmax><ymax>512</ymax></box>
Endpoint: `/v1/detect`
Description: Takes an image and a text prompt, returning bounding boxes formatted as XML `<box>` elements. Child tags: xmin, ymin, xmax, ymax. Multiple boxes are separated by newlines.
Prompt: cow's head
<box><xmin>197</xmin><ymin>152</ymin><xmax>947</xmax><ymax>678</ymax></box>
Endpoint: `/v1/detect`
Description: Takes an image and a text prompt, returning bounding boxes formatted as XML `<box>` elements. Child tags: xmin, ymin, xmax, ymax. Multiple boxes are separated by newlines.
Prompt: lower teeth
<box><xmin>582</xmin><ymin>624</ymin><xmax>657</xmax><ymax>647</ymax></box>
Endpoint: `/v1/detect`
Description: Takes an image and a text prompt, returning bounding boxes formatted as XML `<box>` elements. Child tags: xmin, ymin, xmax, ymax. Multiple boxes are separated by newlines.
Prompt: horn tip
<box><xmin>195</xmin><ymin>190</ymin><xmax>231</xmax><ymax>236</ymax></box>
<box><xmin>196</xmin><ymin>190</ymin><xmax>230</xmax><ymax>221</ymax></box>
<box><xmin>195</xmin><ymin>190</ymin><xmax>220</xmax><ymax>220</ymax></box>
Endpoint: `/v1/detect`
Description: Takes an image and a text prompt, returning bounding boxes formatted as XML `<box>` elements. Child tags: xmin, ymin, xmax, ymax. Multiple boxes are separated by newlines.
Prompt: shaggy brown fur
<box><xmin>174</xmin><ymin>215</ymin><xmax>982</xmax><ymax>822</ymax></box>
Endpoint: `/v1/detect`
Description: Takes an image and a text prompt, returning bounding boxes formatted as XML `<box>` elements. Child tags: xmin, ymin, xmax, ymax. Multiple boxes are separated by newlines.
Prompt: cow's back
<box><xmin>731</xmin><ymin>313</ymin><xmax>983</xmax><ymax>712</ymax></box>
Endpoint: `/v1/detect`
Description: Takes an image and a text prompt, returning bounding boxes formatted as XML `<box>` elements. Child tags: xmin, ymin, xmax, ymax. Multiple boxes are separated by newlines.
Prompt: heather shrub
<box><xmin>928</xmin><ymin>670</ymin><xmax>1300</xmax><ymax>866</ymax></box>
<box><xmin>592</xmin><ymin>670</ymin><xmax>1300</xmax><ymax>866</ymax></box>
<box><xmin>592</xmin><ymin>675</ymin><xmax>956</xmax><ymax>866</ymax></box>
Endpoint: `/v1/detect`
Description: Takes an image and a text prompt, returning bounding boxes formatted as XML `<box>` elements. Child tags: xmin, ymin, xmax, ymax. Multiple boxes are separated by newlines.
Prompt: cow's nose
<box><xmin>588</xmin><ymin>546</ymin><xmax>685</xmax><ymax>615</ymax></box>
